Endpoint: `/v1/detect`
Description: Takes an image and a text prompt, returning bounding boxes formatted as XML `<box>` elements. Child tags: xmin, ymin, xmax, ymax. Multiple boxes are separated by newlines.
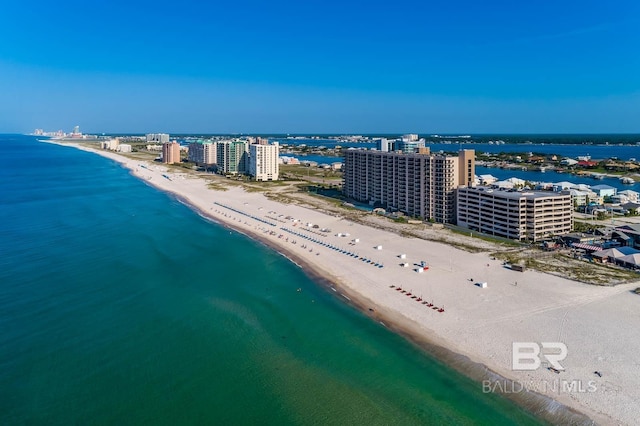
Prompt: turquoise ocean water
<box><xmin>0</xmin><ymin>135</ymin><xmax>544</xmax><ymax>425</ymax></box>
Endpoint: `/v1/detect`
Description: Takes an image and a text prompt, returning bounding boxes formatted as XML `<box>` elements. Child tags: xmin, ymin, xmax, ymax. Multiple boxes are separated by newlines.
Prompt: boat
<box><xmin>620</xmin><ymin>177</ymin><xmax>635</xmax><ymax>184</ymax></box>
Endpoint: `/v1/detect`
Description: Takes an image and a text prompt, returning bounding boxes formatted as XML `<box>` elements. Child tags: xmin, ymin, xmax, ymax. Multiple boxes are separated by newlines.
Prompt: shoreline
<box><xmin>44</xmin><ymin>140</ymin><xmax>640</xmax><ymax>425</ymax></box>
<box><xmin>179</xmin><ymin>194</ymin><xmax>591</xmax><ymax>425</ymax></box>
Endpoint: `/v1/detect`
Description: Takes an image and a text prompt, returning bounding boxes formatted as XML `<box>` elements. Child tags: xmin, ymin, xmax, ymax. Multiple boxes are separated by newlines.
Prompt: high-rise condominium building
<box><xmin>342</xmin><ymin>149</ymin><xmax>475</xmax><ymax>223</ymax></box>
<box><xmin>457</xmin><ymin>149</ymin><xmax>475</xmax><ymax>187</ymax></box>
<box><xmin>396</xmin><ymin>139</ymin><xmax>425</xmax><ymax>154</ymax></box>
<box><xmin>217</xmin><ymin>140</ymin><xmax>248</xmax><ymax>174</ymax></box>
<box><xmin>457</xmin><ymin>187</ymin><xmax>573</xmax><ymax>241</ymax></box>
<box><xmin>248</xmin><ymin>142</ymin><xmax>279</xmax><ymax>181</ymax></box>
<box><xmin>162</xmin><ymin>142</ymin><xmax>181</xmax><ymax>164</ymax></box>
<box><xmin>188</xmin><ymin>141</ymin><xmax>217</xmax><ymax>166</ymax></box>
<box><xmin>147</xmin><ymin>133</ymin><xmax>170</xmax><ymax>144</ymax></box>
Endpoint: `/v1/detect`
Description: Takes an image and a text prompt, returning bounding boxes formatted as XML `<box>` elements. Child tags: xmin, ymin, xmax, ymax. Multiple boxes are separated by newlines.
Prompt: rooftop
<box><xmin>467</xmin><ymin>186</ymin><xmax>570</xmax><ymax>200</ymax></box>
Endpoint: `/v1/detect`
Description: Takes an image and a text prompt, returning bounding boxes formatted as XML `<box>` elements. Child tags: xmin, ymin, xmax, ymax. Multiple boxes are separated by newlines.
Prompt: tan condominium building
<box><xmin>342</xmin><ymin>149</ymin><xmax>475</xmax><ymax>223</ymax></box>
<box><xmin>457</xmin><ymin>186</ymin><xmax>573</xmax><ymax>242</ymax></box>
<box><xmin>248</xmin><ymin>142</ymin><xmax>279</xmax><ymax>181</ymax></box>
<box><xmin>162</xmin><ymin>141</ymin><xmax>181</xmax><ymax>164</ymax></box>
<box><xmin>188</xmin><ymin>141</ymin><xmax>217</xmax><ymax>166</ymax></box>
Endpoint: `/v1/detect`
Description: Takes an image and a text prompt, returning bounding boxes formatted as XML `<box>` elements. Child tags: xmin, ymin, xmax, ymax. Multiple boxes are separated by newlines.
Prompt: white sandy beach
<box><xmin>52</xmin><ymin>141</ymin><xmax>640</xmax><ymax>425</ymax></box>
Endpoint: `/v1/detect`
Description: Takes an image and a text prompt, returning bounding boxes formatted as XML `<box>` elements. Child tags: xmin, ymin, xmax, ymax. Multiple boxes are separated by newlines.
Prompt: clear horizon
<box><xmin>1</xmin><ymin>0</ymin><xmax>639</xmax><ymax>134</ymax></box>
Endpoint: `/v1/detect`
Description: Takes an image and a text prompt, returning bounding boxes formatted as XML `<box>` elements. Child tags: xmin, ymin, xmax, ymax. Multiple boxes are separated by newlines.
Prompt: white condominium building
<box><xmin>100</xmin><ymin>139</ymin><xmax>120</xmax><ymax>150</ymax></box>
<box><xmin>457</xmin><ymin>186</ymin><xmax>573</xmax><ymax>242</ymax></box>
<box><xmin>188</xmin><ymin>141</ymin><xmax>217</xmax><ymax>166</ymax></box>
<box><xmin>248</xmin><ymin>142</ymin><xmax>279</xmax><ymax>181</ymax></box>
<box><xmin>146</xmin><ymin>133</ymin><xmax>170</xmax><ymax>143</ymax></box>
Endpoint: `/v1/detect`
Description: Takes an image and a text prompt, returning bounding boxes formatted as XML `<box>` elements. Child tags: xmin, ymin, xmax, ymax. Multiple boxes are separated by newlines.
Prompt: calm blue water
<box><xmin>277</xmin><ymin>135</ymin><xmax>640</xmax><ymax>161</ymax></box>
<box><xmin>0</xmin><ymin>135</ymin><xmax>544</xmax><ymax>425</ymax></box>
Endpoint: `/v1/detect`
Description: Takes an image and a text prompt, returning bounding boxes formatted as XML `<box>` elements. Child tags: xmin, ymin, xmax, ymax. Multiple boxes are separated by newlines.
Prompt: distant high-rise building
<box><xmin>217</xmin><ymin>140</ymin><xmax>248</xmax><ymax>174</ymax></box>
<box><xmin>402</xmin><ymin>134</ymin><xmax>419</xmax><ymax>142</ymax></box>
<box><xmin>249</xmin><ymin>142</ymin><xmax>279</xmax><ymax>181</ymax></box>
<box><xmin>342</xmin><ymin>148</ymin><xmax>475</xmax><ymax>223</ymax></box>
<box><xmin>396</xmin><ymin>139</ymin><xmax>425</xmax><ymax>154</ymax></box>
<box><xmin>376</xmin><ymin>138</ymin><xmax>394</xmax><ymax>152</ymax></box>
<box><xmin>256</xmin><ymin>137</ymin><xmax>269</xmax><ymax>145</ymax></box>
<box><xmin>146</xmin><ymin>133</ymin><xmax>170</xmax><ymax>144</ymax></box>
<box><xmin>162</xmin><ymin>142</ymin><xmax>181</xmax><ymax>164</ymax></box>
<box><xmin>71</xmin><ymin>125</ymin><xmax>83</xmax><ymax>138</ymax></box>
<box><xmin>188</xmin><ymin>141</ymin><xmax>217</xmax><ymax>166</ymax></box>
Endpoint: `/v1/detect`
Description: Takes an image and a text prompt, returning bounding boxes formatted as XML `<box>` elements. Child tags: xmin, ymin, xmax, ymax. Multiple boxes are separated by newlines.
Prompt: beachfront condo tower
<box><xmin>217</xmin><ymin>140</ymin><xmax>248</xmax><ymax>175</ymax></box>
<box><xmin>342</xmin><ymin>149</ymin><xmax>475</xmax><ymax>223</ymax></box>
<box><xmin>248</xmin><ymin>141</ymin><xmax>279</xmax><ymax>181</ymax></box>
<box><xmin>162</xmin><ymin>141</ymin><xmax>181</xmax><ymax>164</ymax></box>
<box><xmin>188</xmin><ymin>141</ymin><xmax>218</xmax><ymax>167</ymax></box>
<box><xmin>457</xmin><ymin>187</ymin><xmax>573</xmax><ymax>242</ymax></box>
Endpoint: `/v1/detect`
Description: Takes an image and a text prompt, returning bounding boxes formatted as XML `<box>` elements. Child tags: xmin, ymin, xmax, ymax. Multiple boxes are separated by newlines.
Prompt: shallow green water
<box><xmin>0</xmin><ymin>135</ymin><xmax>543</xmax><ymax>425</ymax></box>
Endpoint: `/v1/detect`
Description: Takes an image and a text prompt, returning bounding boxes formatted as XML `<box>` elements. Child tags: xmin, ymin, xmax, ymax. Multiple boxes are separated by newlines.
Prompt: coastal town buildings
<box><xmin>188</xmin><ymin>141</ymin><xmax>217</xmax><ymax>167</ymax></box>
<box><xmin>590</xmin><ymin>184</ymin><xmax>617</xmax><ymax>199</ymax></box>
<box><xmin>616</xmin><ymin>189</ymin><xmax>640</xmax><ymax>203</ymax></box>
<box><xmin>342</xmin><ymin>148</ymin><xmax>475</xmax><ymax>223</ymax></box>
<box><xmin>561</xmin><ymin>189</ymin><xmax>593</xmax><ymax>207</ymax></box>
<box><xmin>162</xmin><ymin>141</ymin><xmax>181</xmax><ymax>164</ymax></box>
<box><xmin>457</xmin><ymin>187</ymin><xmax>573</xmax><ymax>242</ymax></box>
<box><xmin>477</xmin><ymin>174</ymin><xmax>498</xmax><ymax>185</ymax></box>
<box><xmin>248</xmin><ymin>141</ymin><xmax>279</xmax><ymax>181</ymax></box>
<box><xmin>146</xmin><ymin>133</ymin><xmax>170</xmax><ymax>144</ymax></box>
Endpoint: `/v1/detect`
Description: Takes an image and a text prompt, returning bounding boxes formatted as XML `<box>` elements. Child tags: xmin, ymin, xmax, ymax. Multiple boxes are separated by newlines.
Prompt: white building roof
<box><xmin>591</xmin><ymin>184</ymin><xmax>616</xmax><ymax>191</ymax></box>
<box><xmin>553</xmin><ymin>181</ymin><xmax>577</xmax><ymax>189</ymax></box>
<box><xmin>505</xmin><ymin>177</ymin><xmax>525</xmax><ymax>185</ymax></box>
<box><xmin>493</xmin><ymin>181</ymin><xmax>515</xmax><ymax>189</ymax></box>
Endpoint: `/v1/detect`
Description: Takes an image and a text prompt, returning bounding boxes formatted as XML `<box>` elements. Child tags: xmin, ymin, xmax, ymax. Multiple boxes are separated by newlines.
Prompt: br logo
<box><xmin>512</xmin><ymin>342</ymin><xmax>567</xmax><ymax>371</ymax></box>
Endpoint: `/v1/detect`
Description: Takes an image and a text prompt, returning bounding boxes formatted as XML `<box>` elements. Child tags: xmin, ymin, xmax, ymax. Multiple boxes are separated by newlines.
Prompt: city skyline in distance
<box><xmin>1</xmin><ymin>0</ymin><xmax>639</xmax><ymax>134</ymax></box>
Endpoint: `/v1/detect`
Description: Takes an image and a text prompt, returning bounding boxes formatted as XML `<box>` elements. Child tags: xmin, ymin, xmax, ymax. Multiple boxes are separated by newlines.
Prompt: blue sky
<box><xmin>1</xmin><ymin>0</ymin><xmax>639</xmax><ymax>134</ymax></box>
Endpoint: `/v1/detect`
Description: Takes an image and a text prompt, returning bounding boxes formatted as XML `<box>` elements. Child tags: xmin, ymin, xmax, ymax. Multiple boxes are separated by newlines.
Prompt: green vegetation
<box><xmin>206</xmin><ymin>182</ymin><xmax>229</xmax><ymax>191</ymax></box>
<box><xmin>492</xmin><ymin>251</ymin><xmax>639</xmax><ymax>286</ymax></box>
<box><xmin>449</xmin><ymin>228</ymin><xmax>523</xmax><ymax>247</ymax></box>
<box><xmin>573</xmin><ymin>220</ymin><xmax>605</xmax><ymax>232</ymax></box>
